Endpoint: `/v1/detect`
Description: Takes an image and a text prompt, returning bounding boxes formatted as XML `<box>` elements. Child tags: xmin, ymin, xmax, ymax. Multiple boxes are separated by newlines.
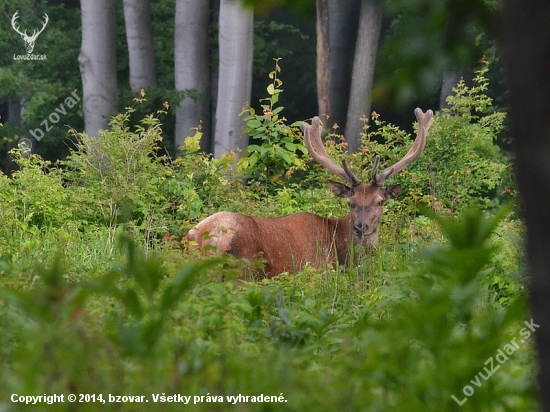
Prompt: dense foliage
<box><xmin>0</xmin><ymin>66</ymin><xmax>535</xmax><ymax>410</ymax></box>
<box><xmin>0</xmin><ymin>0</ymin><xmax>317</xmax><ymax>169</ymax></box>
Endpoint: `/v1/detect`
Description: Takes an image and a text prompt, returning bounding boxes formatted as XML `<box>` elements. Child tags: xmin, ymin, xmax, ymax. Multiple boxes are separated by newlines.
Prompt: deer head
<box><xmin>301</xmin><ymin>108</ymin><xmax>434</xmax><ymax>244</ymax></box>
<box><xmin>11</xmin><ymin>11</ymin><xmax>49</xmax><ymax>54</ymax></box>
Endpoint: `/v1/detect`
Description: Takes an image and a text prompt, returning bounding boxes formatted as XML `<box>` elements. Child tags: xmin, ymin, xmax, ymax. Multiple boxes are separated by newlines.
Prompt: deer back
<box><xmin>187</xmin><ymin>211</ymin><xmax>354</xmax><ymax>277</ymax></box>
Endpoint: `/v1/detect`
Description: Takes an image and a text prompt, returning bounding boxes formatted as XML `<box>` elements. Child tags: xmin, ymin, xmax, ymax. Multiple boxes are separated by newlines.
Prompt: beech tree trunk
<box><xmin>501</xmin><ymin>1</ymin><xmax>550</xmax><ymax>410</ymax></box>
<box><xmin>344</xmin><ymin>0</ymin><xmax>383</xmax><ymax>152</ymax></box>
<box><xmin>123</xmin><ymin>0</ymin><xmax>157</xmax><ymax>92</ymax></box>
<box><xmin>316</xmin><ymin>0</ymin><xmax>330</xmax><ymax>124</ymax></box>
<box><xmin>78</xmin><ymin>0</ymin><xmax>118</xmax><ymax>138</ymax></box>
<box><xmin>174</xmin><ymin>0</ymin><xmax>211</xmax><ymax>152</ymax></box>
<box><xmin>328</xmin><ymin>0</ymin><xmax>360</xmax><ymax>130</ymax></box>
<box><xmin>439</xmin><ymin>67</ymin><xmax>469</xmax><ymax>110</ymax></box>
<box><xmin>3</xmin><ymin>98</ymin><xmax>24</xmax><ymax>173</ymax></box>
<box><xmin>213</xmin><ymin>0</ymin><xmax>253</xmax><ymax>158</ymax></box>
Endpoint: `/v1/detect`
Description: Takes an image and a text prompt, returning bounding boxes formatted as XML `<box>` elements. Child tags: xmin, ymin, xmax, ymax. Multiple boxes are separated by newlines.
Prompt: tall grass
<box><xmin>0</xmin><ymin>66</ymin><xmax>534</xmax><ymax>410</ymax></box>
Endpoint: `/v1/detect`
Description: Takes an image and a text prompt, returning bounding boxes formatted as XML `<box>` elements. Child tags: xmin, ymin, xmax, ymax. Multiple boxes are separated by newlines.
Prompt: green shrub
<box><xmin>0</xmin><ymin>62</ymin><xmax>533</xmax><ymax>411</ymax></box>
<box><xmin>358</xmin><ymin>61</ymin><xmax>511</xmax><ymax>216</ymax></box>
<box><xmin>238</xmin><ymin>59</ymin><xmax>308</xmax><ymax>193</ymax></box>
<box><xmin>0</xmin><ymin>208</ymin><xmax>535</xmax><ymax>411</ymax></box>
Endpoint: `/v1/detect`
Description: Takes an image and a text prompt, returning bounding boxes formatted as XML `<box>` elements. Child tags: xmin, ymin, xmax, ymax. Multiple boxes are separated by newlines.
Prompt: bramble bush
<box><xmin>0</xmin><ymin>62</ymin><xmax>534</xmax><ymax>410</ymax></box>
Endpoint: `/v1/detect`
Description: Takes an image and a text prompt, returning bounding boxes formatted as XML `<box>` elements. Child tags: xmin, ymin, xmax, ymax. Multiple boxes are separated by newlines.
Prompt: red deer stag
<box><xmin>187</xmin><ymin>108</ymin><xmax>434</xmax><ymax>278</ymax></box>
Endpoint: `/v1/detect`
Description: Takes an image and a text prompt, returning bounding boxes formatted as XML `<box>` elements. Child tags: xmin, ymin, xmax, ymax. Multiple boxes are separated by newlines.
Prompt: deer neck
<box><xmin>333</xmin><ymin>215</ymin><xmax>377</xmax><ymax>266</ymax></box>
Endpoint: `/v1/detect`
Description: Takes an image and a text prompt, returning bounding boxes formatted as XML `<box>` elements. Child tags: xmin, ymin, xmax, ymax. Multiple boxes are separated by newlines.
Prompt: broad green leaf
<box><xmin>247</xmin><ymin>119</ymin><xmax>262</xmax><ymax>128</ymax></box>
<box><xmin>285</xmin><ymin>142</ymin><xmax>297</xmax><ymax>151</ymax></box>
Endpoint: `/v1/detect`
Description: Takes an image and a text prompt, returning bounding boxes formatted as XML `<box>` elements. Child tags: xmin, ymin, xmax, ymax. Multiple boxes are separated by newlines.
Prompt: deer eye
<box><xmin>348</xmin><ymin>200</ymin><xmax>356</xmax><ymax>208</ymax></box>
<box><xmin>378</xmin><ymin>200</ymin><xmax>384</xmax><ymax>207</ymax></box>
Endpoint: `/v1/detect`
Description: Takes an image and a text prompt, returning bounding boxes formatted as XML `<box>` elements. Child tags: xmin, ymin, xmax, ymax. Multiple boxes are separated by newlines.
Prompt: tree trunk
<box><xmin>328</xmin><ymin>0</ymin><xmax>360</xmax><ymax>131</ymax></box>
<box><xmin>439</xmin><ymin>66</ymin><xmax>469</xmax><ymax>110</ymax></box>
<box><xmin>213</xmin><ymin>0</ymin><xmax>253</xmax><ymax>158</ymax></box>
<box><xmin>3</xmin><ymin>97</ymin><xmax>24</xmax><ymax>173</ymax></box>
<box><xmin>123</xmin><ymin>0</ymin><xmax>157</xmax><ymax>93</ymax></box>
<box><xmin>501</xmin><ymin>1</ymin><xmax>550</xmax><ymax>410</ymax></box>
<box><xmin>174</xmin><ymin>0</ymin><xmax>211</xmax><ymax>152</ymax></box>
<box><xmin>78</xmin><ymin>0</ymin><xmax>118</xmax><ymax>138</ymax></box>
<box><xmin>316</xmin><ymin>0</ymin><xmax>330</xmax><ymax>125</ymax></box>
<box><xmin>344</xmin><ymin>0</ymin><xmax>383</xmax><ymax>153</ymax></box>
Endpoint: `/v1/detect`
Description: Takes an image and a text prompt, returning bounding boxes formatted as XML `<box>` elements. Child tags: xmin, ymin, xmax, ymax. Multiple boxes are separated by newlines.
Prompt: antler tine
<box><xmin>11</xmin><ymin>11</ymin><xmax>26</xmax><ymax>36</ymax></box>
<box><xmin>301</xmin><ymin>116</ymin><xmax>361</xmax><ymax>186</ymax></box>
<box><xmin>372</xmin><ymin>108</ymin><xmax>434</xmax><ymax>186</ymax></box>
<box><xmin>370</xmin><ymin>155</ymin><xmax>381</xmax><ymax>185</ymax></box>
<box><xmin>342</xmin><ymin>158</ymin><xmax>361</xmax><ymax>186</ymax></box>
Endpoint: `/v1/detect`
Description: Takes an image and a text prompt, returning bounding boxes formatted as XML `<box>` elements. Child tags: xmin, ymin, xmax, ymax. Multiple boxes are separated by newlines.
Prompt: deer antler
<box><xmin>371</xmin><ymin>108</ymin><xmax>434</xmax><ymax>186</ymax></box>
<box><xmin>301</xmin><ymin>116</ymin><xmax>362</xmax><ymax>187</ymax></box>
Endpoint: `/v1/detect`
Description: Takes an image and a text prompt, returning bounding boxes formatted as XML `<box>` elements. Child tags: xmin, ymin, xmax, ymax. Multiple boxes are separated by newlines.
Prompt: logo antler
<box><xmin>11</xmin><ymin>11</ymin><xmax>49</xmax><ymax>54</ymax></box>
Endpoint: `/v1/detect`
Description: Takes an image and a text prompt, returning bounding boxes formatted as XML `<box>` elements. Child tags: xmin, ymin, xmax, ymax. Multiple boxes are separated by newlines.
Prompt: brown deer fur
<box><xmin>187</xmin><ymin>108</ymin><xmax>433</xmax><ymax>278</ymax></box>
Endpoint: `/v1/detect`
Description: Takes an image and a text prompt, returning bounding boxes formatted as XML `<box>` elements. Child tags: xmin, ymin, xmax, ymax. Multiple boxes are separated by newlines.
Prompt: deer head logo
<box><xmin>11</xmin><ymin>11</ymin><xmax>49</xmax><ymax>54</ymax></box>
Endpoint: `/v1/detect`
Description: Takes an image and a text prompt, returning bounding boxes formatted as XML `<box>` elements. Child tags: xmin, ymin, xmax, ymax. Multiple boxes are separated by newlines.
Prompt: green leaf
<box><xmin>285</xmin><ymin>142</ymin><xmax>297</xmax><ymax>151</ymax></box>
<box><xmin>297</xmin><ymin>145</ymin><xmax>308</xmax><ymax>155</ymax></box>
<box><xmin>248</xmin><ymin>154</ymin><xmax>259</xmax><ymax>167</ymax></box>
<box><xmin>247</xmin><ymin>119</ymin><xmax>262</xmax><ymax>128</ymax></box>
<box><xmin>121</xmin><ymin>289</ymin><xmax>143</xmax><ymax>319</ymax></box>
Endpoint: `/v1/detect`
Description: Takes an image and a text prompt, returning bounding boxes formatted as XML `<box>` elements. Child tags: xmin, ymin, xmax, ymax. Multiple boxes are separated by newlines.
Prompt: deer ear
<box><xmin>328</xmin><ymin>180</ymin><xmax>353</xmax><ymax>198</ymax></box>
<box><xmin>384</xmin><ymin>184</ymin><xmax>401</xmax><ymax>200</ymax></box>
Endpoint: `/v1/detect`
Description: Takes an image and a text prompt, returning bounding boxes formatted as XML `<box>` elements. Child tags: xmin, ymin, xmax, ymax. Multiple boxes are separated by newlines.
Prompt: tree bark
<box><xmin>3</xmin><ymin>98</ymin><xmax>24</xmax><ymax>173</ymax></box>
<box><xmin>344</xmin><ymin>0</ymin><xmax>383</xmax><ymax>153</ymax></box>
<box><xmin>78</xmin><ymin>0</ymin><xmax>118</xmax><ymax>138</ymax></box>
<box><xmin>501</xmin><ymin>1</ymin><xmax>550</xmax><ymax>410</ymax></box>
<box><xmin>123</xmin><ymin>0</ymin><xmax>157</xmax><ymax>92</ymax></box>
<box><xmin>439</xmin><ymin>66</ymin><xmax>469</xmax><ymax>110</ymax></box>
<box><xmin>316</xmin><ymin>0</ymin><xmax>330</xmax><ymax>125</ymax></box>
<box><xmin>328</xmin><ymin>0</ymin><xmax>360</xmax><ymax>130</ymax></box>
<box><xmin>213</xmin><ymin>0</ymin><xmax>253</xmax><ymax>158</ymax></box>
<box><xmin>174</xmin><ymin>0</ymin><xmax>211</xmax><ymax>152</ymax></box>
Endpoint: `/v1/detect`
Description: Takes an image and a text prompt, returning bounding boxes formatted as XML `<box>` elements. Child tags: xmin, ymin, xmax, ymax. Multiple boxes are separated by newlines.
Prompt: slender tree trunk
<box><xmin>501</xmin><ymin>1</ymin><xmax>550</xmax><ymax>410</ymax></box>
<box><xmin>174</xmin><ymin>0</ymin><xmax>211</xmax><ymax>152</ymax></box>
<box><xmin>123</xmin><ymin>0</ymin><xmax>157</xmax><ymax>92</ymax></box>
<box><xmin>213</xmin><ymin>0</ymin><xmax>253</xmax><ymax>158</ymax></box>
<box><xmin>7</xmin><ymin>97</ymin><xmax>22</xmax><ymax>124</ymax></box>
<box><xmin>3</xmin><ymin>98</ymin><xmax>23</xmax><ymax>173</ymax></box>
<box><xmin>210</xmin><ymin>0</ymin><xmax>220</xmax><ymax>141</ymax></box>
<box><xmin>78</xmin><ymin>0</ymin><xmax>118</xmax><ymax>138</ymax></box>
<box><xmin>316</xmin><ymin>0</ymin><xmax>330</xmax><ymax>125</ymax></box>
<box><xmin>344</xmin><ymin>0</ymin><xmax>383</xmax><ymax>152</ymax></box>
<box><xmin>328</xmin><ymin>0</ymin><xmax>360</xmax><ymax>131</ymax></box>
<box><xmin>439</xmin><ymin>66</ymin><xmax>469</xmax><ymax>110</ymax></box>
